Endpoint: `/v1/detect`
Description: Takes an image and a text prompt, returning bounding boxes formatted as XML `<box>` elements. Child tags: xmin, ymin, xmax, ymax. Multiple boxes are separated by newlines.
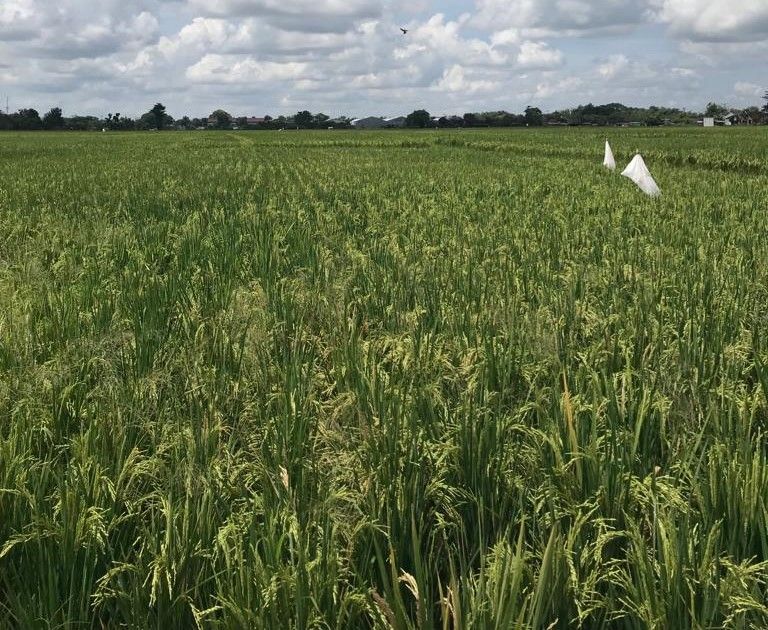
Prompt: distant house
<box><xmin>208</xmin><ymin>114</ymin><xmax>268</xmax><ymax>128</ymax></box>
<box><xmin>351</xmin><ymin>117</ymin><xmax>386</xmax><ymax>129</ymax></box>
<box><xmin>701</xmin><ymin>115</ymin><xmax>738</xmax><ymax>127</ymax></box>
<box><xmin>383</xmin><ymin>116</ymin><xmax>406</xmax><ymax>128</ymax></box>
<box><xmin>723</xmin><ymin>111</ymin><xmax>756</xmax><ymax>125</ymax></box>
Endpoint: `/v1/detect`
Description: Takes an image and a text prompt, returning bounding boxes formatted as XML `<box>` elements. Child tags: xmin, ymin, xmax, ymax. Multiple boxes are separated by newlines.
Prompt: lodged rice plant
<box><xmin>0</xmin><ymin>126</ymin><xmax>768</xmax><ymax>628</ymax></box>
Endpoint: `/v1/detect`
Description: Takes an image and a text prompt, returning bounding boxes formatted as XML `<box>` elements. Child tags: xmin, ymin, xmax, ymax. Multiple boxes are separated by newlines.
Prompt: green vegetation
<box><xmin>1</xmin><ymin>127</ymin><xmax>768</xmax><ymax>628</ymax></box>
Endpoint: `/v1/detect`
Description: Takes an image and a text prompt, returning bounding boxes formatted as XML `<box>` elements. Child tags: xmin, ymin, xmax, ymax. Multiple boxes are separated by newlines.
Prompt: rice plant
<box><xmin>0</xmin><ymin>127</ymin><xmax>767</xmax><ymax>628</ymax></box>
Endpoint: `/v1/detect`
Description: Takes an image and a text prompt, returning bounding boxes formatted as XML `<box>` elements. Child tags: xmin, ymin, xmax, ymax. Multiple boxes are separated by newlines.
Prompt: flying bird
<box><xmin>400</xmin><ymin>27</ymin><xmax>408</xmax><ymax>35</ymax></box>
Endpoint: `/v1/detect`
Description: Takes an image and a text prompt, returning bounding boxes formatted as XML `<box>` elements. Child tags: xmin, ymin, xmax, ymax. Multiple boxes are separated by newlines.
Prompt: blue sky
<box><xmin>0</xmin><ymin>0</ymin><xmax>765</xmax><ymax>118</ymax></box>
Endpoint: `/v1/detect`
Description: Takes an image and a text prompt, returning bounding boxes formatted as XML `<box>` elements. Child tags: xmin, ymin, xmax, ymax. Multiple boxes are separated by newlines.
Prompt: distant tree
<box><xmin>503</xmin><ymin>111</ymin><xmax>526</xmax><ymax>126</ymax></box>
<box><xmin>524</xmin><ymin>106</ymin><xmax>543</xmax><ymax>126</ymax></box>
<box><xmin>42</xmin><ymin>107</ymin><xmax>64</xmax><ymax>130</ymax></box>
<box><xmin>114</xmin><ymin>115</ymin><xmax>136</xmax><ymax>131</ymax></box>
<box><xmin>762</xmin><ymin>91</ymin><xmax>768</xmax><ymax>116</ymax></box>
<box><xmin>405</xmin><ymin>109</ymin><xmax>431</xmax><ymax>128</ymax></box>
<box><xmin>568</xmin><ymin>102</ymin><xmax>629</xmax><ymax>125</ymax></box>
<box><xmin>704</xmin><ymin>102</ymin><xmax>728</xmax><ymax>119</ymax></box>
<box><xmin>438</xmin><ymin>115</ymin><xmax>463</xmax><ymax>128</ymax></box>
<box><xmin>543</xmin><ymin>110</ymin><xmax>570</xmax><ymax>125</ymax></box>
<box><xmin>294</xmin><ymin>110</ymin><xmax>313</xmax><ymax>128</ymax></box>
<box><xmin>15</xmin><ymin>109</ymin><xmax>42</xmax><ymax>130</ymax></box>
<box><xmin>463</xmin><ymin>113</ymin><xmax>480</xmax><ymax>127</ymax></box>
<box><xmin>210</xmin><ymin>109</ymin><xmax>232</xmax><ymax>129</ymax></box>
<box><xmin>138</xmin><ymin>113</ymin><xmax>154</xmax><ymax>130</ymax></box>
<box><xmin>149</xmin><ymin>103</ymin><xmax>168</xmax><ymax>129</ymax></box>
<box><xmin>65</xmin><ymin>115</ymin><xmax>101</xmax><ymax>131</ymax></box>
<box><xmin>0</xmin><ymin>100</ymin><xmax>722</xmax><ymax>132</ymax></box>
<box><xmin>104</xmin><ymin>112</ymin><xmax>124</xmax><ymax>130</ymax></box>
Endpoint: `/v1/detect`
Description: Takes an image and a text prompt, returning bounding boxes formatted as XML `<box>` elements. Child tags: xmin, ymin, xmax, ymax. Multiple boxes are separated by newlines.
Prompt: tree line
<box><xmin>2</xmin><ymin>94</ymin><xmax>767</xmax><ymax>131</ymax></box>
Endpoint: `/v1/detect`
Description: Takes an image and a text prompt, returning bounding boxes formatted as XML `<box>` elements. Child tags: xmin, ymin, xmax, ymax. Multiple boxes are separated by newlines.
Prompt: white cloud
<box><xmin>534</xmin><ymin>76</ymin><xmax>583</xmax><ymax>98</ymax></box>
<box><xmin>395</xmin><ymin>13</ymin><xmax>507</xmax><ymax>66</ymax></box>
<box><xmin>670</xmin><ymin>67</ymin><xmax>697</xmax><ymax>78</ymax></box>
<box><xmin>351</xmin><ymin>64</ymin><xmax>422</xmax><ymax>89</ymax></box>
<box><xmin>652</xmin><ymin>0</ymin><xmax>768</xmax><ymax>42</ymax></box>
<box><xmin>595</xmin><ymin>53</ymin><xmax>667</xmax><ymax>88</ymax></box>
<box><xmin>155</xmin><ymin>16</ymin><xmax>355</xmax><ymax>59</ymax></box>
<box><xmin>0</xmin><ymin>0</ymin><xmax>40</xmax><ymax>38</ymax></box>
<box><xmin>0</xmin><ymin>0</ymin><xmax>765</xmax><ymax>116</ymax></box>
<box><xmin>597</xmin><ymin>54</ymin><xmax>629</xmax><ymax>79</ymax></box>
<box><xmin>734</xmin><ymin>81</ymin><xmax>763</xmax><ymax>97</ymax></box>
<box><xmin>490</xmin><ymin>28</ymin><xmax>520</xmax><ymax>47</ymax></box>
<box><xmin>0</xmin><ymin>0</ymin><xmax>161</xmax><ymax>58</ymax></box>
<box><xmin>678</xmin><ymin>37</ymin><xmax>768</xmax><ymax>71</ymax></box>
<box><xmin>186</xmin><ymin>55</ymin><xmax>309</xmax><ymax>83</ymax></box>
<box><xmin>189</xmin><ymin>0</ymin><xmax>378</xmax><ymax>17</ymax></box>
<box><xmin>434</xmin><ymin>64</ymin><xmax>498</xmax><ymax>93</ymax></box>
<box><xmin>187</xmin><ymin>0</ymin><xmax>381</xmax><ymax>32</ymax></box>
<box><xmin>516</xmin><ymin>41</ymin><xmax>563</xmax><ymax>69</ymax></box>
<box><xmin>473</xmin><ymin>0</ymin><xmax>648</xmax><ymax>34</ymax></box>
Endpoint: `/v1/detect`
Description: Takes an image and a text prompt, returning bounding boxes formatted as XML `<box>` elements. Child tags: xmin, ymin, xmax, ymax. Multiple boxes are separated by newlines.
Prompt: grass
<box><xmin>0</xmin><ymin>127</ymin><xmax>767</xmax><ymax>628</ymax></box>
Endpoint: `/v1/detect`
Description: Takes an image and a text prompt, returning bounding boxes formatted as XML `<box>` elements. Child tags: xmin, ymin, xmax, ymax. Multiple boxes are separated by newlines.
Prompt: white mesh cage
<box><xmin>621</xmin><ymin>154</ymin><xmax>661</xmax><ymax>197</ymax></box>
<box><xmin>603</xmin><ymin>140</ymin><xmax>616</xmax><ymax>170</ymax></box>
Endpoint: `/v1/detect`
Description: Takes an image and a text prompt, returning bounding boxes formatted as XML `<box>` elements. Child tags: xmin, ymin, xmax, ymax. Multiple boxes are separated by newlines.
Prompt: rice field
<box><xmin>1</xmin><ymin>127</ymin><xmax>768</xmax><ymax>628</ymax></box>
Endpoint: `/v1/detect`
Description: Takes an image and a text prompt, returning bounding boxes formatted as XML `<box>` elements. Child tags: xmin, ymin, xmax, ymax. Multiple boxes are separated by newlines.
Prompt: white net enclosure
<box><xmin>621</xmin><ymin>154</ymin><xmax>661</xmax><ymax>197</ymax></box>
<box><xmin>603</xmin><ymin>140</ymin><xmax>616</xmax><ymax>170</ymax></box>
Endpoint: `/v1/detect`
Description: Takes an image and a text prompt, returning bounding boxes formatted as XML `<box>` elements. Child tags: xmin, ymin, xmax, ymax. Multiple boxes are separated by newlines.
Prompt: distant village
<box><xmin>221</xmin><ymin>115</ymin><xmax>412</xmax><ymax>130</ymax></box>
<box><xmin>205</xmin><ymin>105</ymin><xmax>766</xmax><ymax>131</ymax></box>
<box><xmin>1</xmin><ymin>99</ymin><xmax>766</xmax><ymax>131</ymax></box>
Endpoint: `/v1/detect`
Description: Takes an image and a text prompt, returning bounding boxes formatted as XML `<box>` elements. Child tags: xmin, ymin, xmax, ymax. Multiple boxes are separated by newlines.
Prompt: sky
<box><xmin>0</xmin><ymin>0</ymin><xmax>765</xmax><ymax>118</ymax></box>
